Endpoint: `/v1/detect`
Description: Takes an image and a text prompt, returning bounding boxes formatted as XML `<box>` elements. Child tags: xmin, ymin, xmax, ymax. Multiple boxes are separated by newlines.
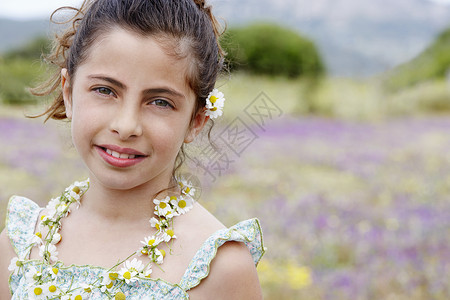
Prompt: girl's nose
<box><xmin>109</xmin><ymin>105</ymin><xmax>143</xmax><ymax>140</ymax></box>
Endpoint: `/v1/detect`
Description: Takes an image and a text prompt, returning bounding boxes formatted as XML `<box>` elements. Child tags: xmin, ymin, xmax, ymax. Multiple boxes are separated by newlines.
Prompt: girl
<box><xmin>0</xmin><ymin>0</ymin><xmax>264</xmax><ymax>299</ymax></box>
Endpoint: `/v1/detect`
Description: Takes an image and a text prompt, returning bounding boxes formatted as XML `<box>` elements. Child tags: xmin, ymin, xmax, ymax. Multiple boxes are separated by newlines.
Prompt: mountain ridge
<box><xmin>1</xmin><ymin>0</ymin><xmax>450</xmax><ymax>77</ymax></box>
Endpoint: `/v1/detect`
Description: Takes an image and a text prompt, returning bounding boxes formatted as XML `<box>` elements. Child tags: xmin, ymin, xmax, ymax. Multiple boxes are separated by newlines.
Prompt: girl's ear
<box><xmin>184</xmin><ymin>109</ymin><xmax>209</xmax><ymax>143</ymax></box>
<box><xmin>61</xmin><ymin>68</ymin><xmax>73</xmax><ymax>120</ymax></box>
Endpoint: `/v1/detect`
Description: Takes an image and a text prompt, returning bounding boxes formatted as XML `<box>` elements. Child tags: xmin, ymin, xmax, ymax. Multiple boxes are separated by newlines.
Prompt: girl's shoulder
<box><xmin>178</xmin><ymin>203</ymin><xmax>265</xmax><ymax>298</ymax></box>
<box><xmin>3</xmin><ymin>196</ymin><xmax>43</xmax><ymax>259</ymax></box>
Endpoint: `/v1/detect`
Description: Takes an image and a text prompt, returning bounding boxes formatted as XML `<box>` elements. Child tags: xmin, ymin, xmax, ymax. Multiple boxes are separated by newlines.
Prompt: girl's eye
<box><xmin>152</xmin><ymin>99</ymin><xmax>173</xmax><ymax>108</ymax></box>
<box><xmin>94</xmin><ymin>87</ymin><xmax>115</xmax><ymax>97</ymax></box>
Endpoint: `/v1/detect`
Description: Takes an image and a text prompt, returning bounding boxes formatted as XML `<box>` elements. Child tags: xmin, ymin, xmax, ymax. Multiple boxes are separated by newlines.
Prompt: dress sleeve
<box><xmin>6</xmin><ymin>196</ymin><xmax>42</xmax><ymax>259</ymax></box>
<box><xmin>179</xmin><ymin>218</ymin><xmax>265</xmax><ymax>291</ymax></box>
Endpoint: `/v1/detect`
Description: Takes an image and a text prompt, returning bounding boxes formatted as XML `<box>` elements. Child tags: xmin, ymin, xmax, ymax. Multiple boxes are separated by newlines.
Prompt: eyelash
<box><xmin>151</xmin><ymin>99</ymin><xmax>174</xmax><ymax>109</ymax></box>
<box><xmin>93</xmin><ymin>87</ymin><xmax>116</xmax><ymax>97</ymax></box>
<box><xmin>93</xmin><ymin>87</ymin><xmax>174</xmax><ymax>109</ymax></box>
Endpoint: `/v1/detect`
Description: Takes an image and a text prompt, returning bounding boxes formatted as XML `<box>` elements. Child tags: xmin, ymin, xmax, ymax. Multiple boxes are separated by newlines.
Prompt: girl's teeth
<box><xmin>105</xmin><ymin>148</ymin><xmax>136</xmax><ymax>159</ymax></box>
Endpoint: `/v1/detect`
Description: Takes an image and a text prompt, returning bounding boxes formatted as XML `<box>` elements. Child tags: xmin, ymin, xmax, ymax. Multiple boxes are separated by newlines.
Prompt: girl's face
<box><xmin>62</xmin><ymin>28</ymin><xmax>207</xmax><ymax>191</ymax></box>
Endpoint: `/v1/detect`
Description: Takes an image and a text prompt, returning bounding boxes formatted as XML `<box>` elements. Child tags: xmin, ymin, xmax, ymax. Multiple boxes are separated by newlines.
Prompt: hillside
<box><xmin>1</xmin><ymin>0</ymin><xmax>450</xmax><ymax>76</ymax></box>
<box><xmin>386</xmin><ymin>27</ymin><xmax>450</xmax><ymax>89</ymax></box>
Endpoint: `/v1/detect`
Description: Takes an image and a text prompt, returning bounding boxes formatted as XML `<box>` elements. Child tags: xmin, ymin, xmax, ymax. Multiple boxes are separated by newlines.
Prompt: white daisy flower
<box><xmin>27</xmin><ymin>284</ymin><xmax>46</xmax><ymax>300</ymax></box>
<box><xmin>100</xmin><ymin>271</ymin><xmax>118</xmax><ymax>292</ymax></box>
<box><xmin>67</xmin><ymin>290</ymin><xmax>89</xmax><ymax>300</ymax></box>
<box><xmin>42</xmin><ymin>282</ymin><xmax>60</xmax><ymax>297</ymax></box>
<box><xmin>140</xmin><ymin>235</ymin><xmax>163</xmax><ymax>248</ymax></box>
<box><xmin>119</xmin><ymin>258</ymin><xmax>144</xmax><ymax>284</ymax></box>
<box><xmin>152</xmin><ymin>248</ymin><xmax>164</xmax><ymax>265</ymax></box>
<box><xmin>47</xmin><ymin>266</ymin><xmax>60</xmax><ymax>280</ymax></box>
<box><xmin>50</xmin><ymin>232</ymin><xmax>62</xmax><ymax>245</ymax></box>
<box><xmin>80</xmin><ymin>283</ymin><xmax>94</xmax><ymax>294</ymax></box>
<box><xmin>8</xmin><ymin>257</ymin><xmax>23</xmax><ymax>275</ymax></box>
<box><xmin>160</xmin><ymin>228</ymin><xmax>177</xmax><ymax>243</ymax></box>
<box><xmin>45</xmin><ymin>197</ymin><xmax>60</xmax><ymax>211</ymax></box>
<box><xmin>25</xmin><ymin>266</ymin><xmax>42</xmax><ymax>284</ymax></box>
<box><xmin>143</xmin><ymin>267</ymin><xmax>153</xmax><ymax>278</ymax></box>
<box><xmin>153</xmin><ymin>197</ymin><xmax>173</xmax><ymax>217</ymax></box>
<box><xmin>31</xmin><ymin>233</ymin><xmax>43</xmax><ymax>246</ymax></box>
<box><xmin>205</xmin><ymin>89</ymin><xmax>225</xmax><ymax>119</ymax></box>
<box><xmin>170</xmin><ymin>195</ymin><xmax>194</xmax><ymax>215</ymax></box>
<box><xmin>39</xmin><ymin>244</ymin><xmax>58</xmax><ymax>263</ymax></box>
<box><xmin>178</xmin><ymin>179</ymin><xmax>196</xmax><ymax>197</ymax></box>
<box><xmin>150</xmin><ymin>217</ymin><xmax>169</xmax><ymax>231</ymax></box>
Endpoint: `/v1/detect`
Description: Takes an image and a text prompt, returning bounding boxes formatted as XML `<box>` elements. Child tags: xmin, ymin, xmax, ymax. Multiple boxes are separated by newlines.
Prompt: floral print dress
<box><xmin>6</xmin><ymin>195</ymin><xmax>265</xmax><ymax>299</ymax></box>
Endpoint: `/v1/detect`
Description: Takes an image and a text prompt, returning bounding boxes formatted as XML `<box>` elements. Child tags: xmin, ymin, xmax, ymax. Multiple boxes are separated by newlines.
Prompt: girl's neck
<box><xmin>80</xmin><ymin>176</ymin><xmax>172</xmax><ymax>223</ymax></box>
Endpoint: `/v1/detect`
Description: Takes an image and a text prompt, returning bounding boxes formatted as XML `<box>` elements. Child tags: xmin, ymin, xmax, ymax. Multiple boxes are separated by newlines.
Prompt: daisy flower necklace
<box><xmin>8</xmin><ymin>177</ymin><xmax>196</xmax><ymax>300</ymax></box>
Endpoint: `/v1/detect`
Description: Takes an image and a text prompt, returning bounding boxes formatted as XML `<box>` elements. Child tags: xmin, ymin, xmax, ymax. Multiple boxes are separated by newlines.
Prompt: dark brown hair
<box><xmin>33</xmin><ymin>0</ymin><xmax>225</xmax><ymax>122</ymax></box>
<box><xmin>32</xmin><ymin>0</ymin><xmax>226</xmax><ymax>189</ymax></box>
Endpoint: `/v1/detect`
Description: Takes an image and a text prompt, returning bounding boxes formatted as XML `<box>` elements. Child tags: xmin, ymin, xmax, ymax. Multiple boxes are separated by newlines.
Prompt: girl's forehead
<box><xmin>77</xmin><ymin>28</ymin><xmax>193</xmax><ymax>94</ymax></box>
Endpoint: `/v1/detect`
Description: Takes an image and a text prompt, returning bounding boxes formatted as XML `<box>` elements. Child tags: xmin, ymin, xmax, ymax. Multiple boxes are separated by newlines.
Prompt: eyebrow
<box><xmin>88</xmin><ymin>75</ymin><xmax>185</xmax><ymax>98</ymax></box>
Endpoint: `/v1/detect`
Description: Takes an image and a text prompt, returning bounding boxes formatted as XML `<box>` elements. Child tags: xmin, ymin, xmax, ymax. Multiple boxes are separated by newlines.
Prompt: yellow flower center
<box><xmin>178</xmin><ymin>200</ymin><xmax>186</xmax><ymax>209</ymax></box>
<box><xmin>159</xmin><ymin>202</ymin><xmax>167</xmax><ymax>209</ymax></box>
<box><xmin>170</xmin><ymin>196</ymin><xmax>177</xmax><ymax>201</ymax></box>
<box><xmin>49</xmin><ymin>285</ymin><xmax>57</xmax><ymax>293</ymax></box>
<box><xmin>15</xmin><ymin>260</ymin><xmax>22</xmax><ymax>267</ymax></box>
<box><xmin>141</xmin><ymin>249</ymin><xmax>148</xmax><ymax>255</ymax></box>
<box><xmin>115</xmin><ymin>292</ymin><xmax>126</xmax><ymax>300</ymax></box>
<box><xmin>147</xmin><ymin>239</ymin><xmax>156</xmax><ymax>246</ymax></box>
<box><xmin>109</xmin><ymin>272</ymin><xmax>119</xmax><ymax>281</ymax></box>
<box><xmin>210</xmin><ymin>95</ymin><xmax>217</xmax><ymax>103</ymax></box>
<box><xmin>40</xmin><ymin>215</ymin><xmax>46</xmax><ymax>221</ymax></box>
<box><xmin>160</xmin><ymin>249</ymin><xmax>166</xmax><ymax>257</ymax></box>
<box><xmin>52</xmin><ymin>267</ymin><xmax>59</xmax><ymax>275</ymax></box>
<box><xmin>75</xmin><ymin>295</ymin><xmax>83</xmax><ymax>300</ymax></box>
<box><xmin>123</xmin><ymin>271</ymin><xmax>131</xmax><ymax>280</ymax></box>
<box><xmin>106</xmin><ymin>281</ymin><xmax>114</xmax><ymax>289</ymax></box>
<box><xmin>72</xmin><ymin>186</ymin><xmax>81</xmax><ymax>194</ymax></box>
<box><xmin>84</xmin><ymin>286</ymin><xmax>92</xmax><ymax>293</ymax></box>
<box><xmin>167</xmin><ymin>229</ymin><xmax>175</xmax><ymax>237</ymax></box>
<box><xmin>185</xmin><ymin>187</ymin><xmax>191</xmax><ymax>193</ymax></box>
<box><xmin>36</xmin><ymin>232</ymin><xmax>42</xmax><ymax>238</ymax></box>
<box><xmin>34</xmin><ymin>287</ymin><xmax>42</xmax><ymax>295</ymax></box>
<box><xmin>211</xmin><ymin>107</ymin><xmax>217</xmax><ymax>111</ymax></box>
<box><xmin>155</xmin><ymin>223</ymin><xmax>160</xmax><ymax>230</ymax></box>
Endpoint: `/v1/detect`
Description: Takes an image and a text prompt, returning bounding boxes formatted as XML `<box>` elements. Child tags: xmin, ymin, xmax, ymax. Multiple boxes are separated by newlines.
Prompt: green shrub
<box><xmin>222</xmin><ymin>23</ymin><xmax>325</xmax><ymax>78</ymax></box>
<box><xmin>0</xmin><ymin>58</ymin><xmax>43</xmax><ymax>105</ymax></box>
<box><xmin>0</xmin><ymin>36</ymin><xmax>50</xmax><ymax>105</ymax></box>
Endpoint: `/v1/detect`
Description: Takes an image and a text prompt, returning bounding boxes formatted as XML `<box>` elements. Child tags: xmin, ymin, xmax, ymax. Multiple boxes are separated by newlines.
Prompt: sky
<box><xmin>1</xmin><ymin>0</ymin><xmax>450</xmax><ymax>20</ymax></box>
<box><xmin>0</xmin><ymin>0</ymin><xmax>83</xmax><ymax>20</ymax></box>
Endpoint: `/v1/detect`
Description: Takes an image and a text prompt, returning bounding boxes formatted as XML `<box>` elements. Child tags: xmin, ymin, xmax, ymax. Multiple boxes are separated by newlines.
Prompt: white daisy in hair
<box><xmin>205</xmin><ymin>88</ymin><xmax>225</xmax><ymax>119</ymax></box>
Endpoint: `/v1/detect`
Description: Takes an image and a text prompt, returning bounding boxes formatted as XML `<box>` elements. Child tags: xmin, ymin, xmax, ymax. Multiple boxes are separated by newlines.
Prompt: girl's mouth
<box><xmin>96</xmin><ymin>145</ymin><xmax>147</xmax><ymax>167</ymax></box>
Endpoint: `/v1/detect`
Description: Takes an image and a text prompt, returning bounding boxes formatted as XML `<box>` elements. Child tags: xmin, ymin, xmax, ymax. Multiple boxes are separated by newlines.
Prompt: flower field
<box><xmin>0</xmin><ymin>109</ymin><xmax>449</xmax><ymax>299</ymax></box>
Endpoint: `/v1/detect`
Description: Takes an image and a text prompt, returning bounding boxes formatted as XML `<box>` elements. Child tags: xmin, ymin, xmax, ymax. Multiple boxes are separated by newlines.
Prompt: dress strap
<box><xmin>6</xmin><ymin>196</ymin><xmax>42</xmax><ymax>259</ymax></box>
<box><xmin>179</xmin><ymin>218</ymin><xmax>265</xmax><ymax>291</ymax></box>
